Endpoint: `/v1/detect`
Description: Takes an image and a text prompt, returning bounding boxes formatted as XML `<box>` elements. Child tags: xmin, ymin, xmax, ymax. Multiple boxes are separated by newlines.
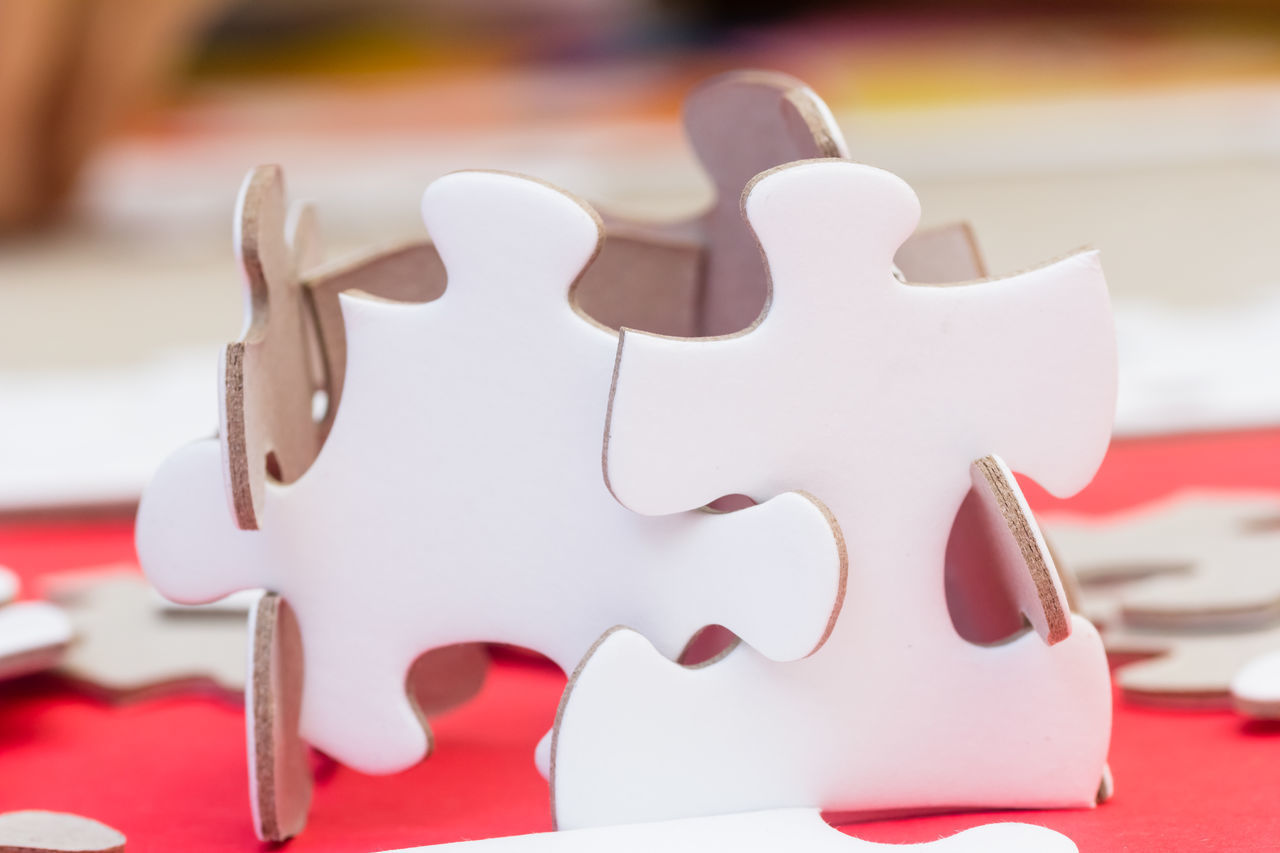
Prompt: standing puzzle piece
<box><xmin>221</xmin><ymin>165</ymin><xmax>325</xmax><ymax>531</ymax></box>
<box><xmin>0</xmin><ymin>811</ymin><xmax>125</xmax><ymax>853</ymax></box>
<box><xmin>1045</xmin><ymin>493</ymin><xmax>1280</xmax><ymax>629</ymax></box>
<box><xmin>292</xmin><ymin>70</ymin><xmax>986</xmax><ymax>501</ymax></box>
<box><xmin>382</xmin><ymin>810</ymin><xmax>1077</xmax><ymax>852</ymax></box>
<box><xmin>137</xmin><ymin>170</ymin><xmax>846</xmax><ymax>778</ymax></box>
<box><xmin>45</xmin><ymin>570</ymin><xmax>246</xmax><ymax>699</ymax></box>
<box><xmin>552</xmin><ymin>159</ymin><xmax>1116</xmax><ymax>828</ymax></box>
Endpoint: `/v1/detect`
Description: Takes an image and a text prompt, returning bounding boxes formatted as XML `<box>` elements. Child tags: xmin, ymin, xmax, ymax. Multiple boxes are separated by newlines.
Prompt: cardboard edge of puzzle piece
<box><xmin>944</xmin><ymin>456</ymin><xmax>1071</xmax><ymax>646</ymax></box>
<box><xmin>379</xmin><ymin>809</ymin><xmax>1077</xmax><ymax>852</ymax></box>
<box><xmin>220</xmin><ymin>164</ymin><xmax>326</xmax><ymax>532</ymax></box>
<box><xmin>247</xmin><ymin>591</ymin><xmax>491</xmax><ymax>841</ymax></box>
<box><xmin>247</xmin><ymin>592</ymin><xmax>312</xmax><ymax>843</ymax></box>
<box><xmin>0</xmin><ymin>810</ymin><xmax>126</xmax><ymax>853</ymax></box>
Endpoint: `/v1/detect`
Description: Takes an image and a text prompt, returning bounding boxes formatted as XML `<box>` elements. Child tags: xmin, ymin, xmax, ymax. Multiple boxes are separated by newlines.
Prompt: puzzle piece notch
<box><xmin>560</xmin><ymin>158</ymin><xmax>1114</xmax><ymax>827</ymax></box>
<box><xmin>0</xmin><ymin>811</ymin><xmax>125</xmax><ymax>853</ymax></box>
<box><xmin>222</xmin><ymin>164</ymin><xmax>328</xmax><ymax>530</ymax></box>
<box><xmin>1046</xmin><ymin>492</ymin><xmax>1280</xmax><ymax>630</ymax></box>
<box><xmin>139</xmin><ymin>169</ymin><xmax>846</xmax><ymax>783</ymax></box>
<box><xmin>383</xmin><ymin>809</ymin><xmax>1077</xmax><ymax>852</ymax></box>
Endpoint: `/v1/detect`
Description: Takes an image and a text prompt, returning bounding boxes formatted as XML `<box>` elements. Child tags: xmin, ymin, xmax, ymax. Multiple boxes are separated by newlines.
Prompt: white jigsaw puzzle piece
<box><xmin>1232</xmin><ymin>647</ymin><xmax>1280</xmax><ymax>718</ymax></box>
<box><xmin>138</xmin><ymin>170</ymin><xmax>846</xmax><ymax>775</ymax></box>
<box><xmin>0</xmin><ymin>567</ymin><xmax>17</xmax><ymax>606</ymax></box>
<box><xmin>0</xmin><ymin>600</ymin><xmax>73</xmax><ymax>680</ymax></box>
<box><xmin>554</xmin><ymin>160</ymin><xmax>1115</xmax><ymax>828</ymax></box>
<box><xmin>382</xmin><ymin>810</ymin><xmax>1077</xmax><ymax>852</ymax></box>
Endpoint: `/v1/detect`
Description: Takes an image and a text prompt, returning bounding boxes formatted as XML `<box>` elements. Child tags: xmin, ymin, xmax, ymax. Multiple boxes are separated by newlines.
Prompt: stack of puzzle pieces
<box><xmin>1047</xmin><ymin>493</ymin><xmax>1280</xmax><ymax>717</ymax></box>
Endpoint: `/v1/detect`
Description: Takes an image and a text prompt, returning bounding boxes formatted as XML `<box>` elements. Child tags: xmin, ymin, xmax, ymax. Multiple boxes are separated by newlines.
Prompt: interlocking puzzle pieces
<box><xmin>0</xmin><ymin>567</ymin><xmax>73</xmax><ymax>682</ymax></box>
<box><xmin>137</xmin><ymin>171</ymin><xmax>846</xmax><ymax>784</ymax></box>
<box><xmin>1045</xmin><ymin>493</ymin><xmax>1280</xmax><ymax>713</ymax></box>
<box><xmin>552</xmin><ymin>159</ymin><xmax>1116</xmax><ymax>828</ymax></box>
<box><xmin>43</xmin><ymin>570</ymin><xmax>246</xmax><ymax>699</ymax></box>
<box><xmin>0</xmin><ymin>811</ymin><xmax>125</xmax><ymax>853</ymax></box>
<box><xmin>382</xmin><ymin>810</ymin><xmax>1077</xmax><ymax>852</ymax></box>
<box><xmin>230</xmin><ymin>71</ymin><xmax>988</xmax><ymax>534</ymax></box>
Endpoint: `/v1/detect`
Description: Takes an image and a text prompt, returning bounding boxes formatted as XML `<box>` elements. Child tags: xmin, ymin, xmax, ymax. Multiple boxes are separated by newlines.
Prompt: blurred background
<box><xmin>3</xmin><ymin>0</ymin><xmax>1280</xmax><ymax>511</ymax></box>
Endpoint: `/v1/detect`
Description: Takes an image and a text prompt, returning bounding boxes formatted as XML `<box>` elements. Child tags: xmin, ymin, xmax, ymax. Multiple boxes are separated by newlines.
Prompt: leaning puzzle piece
<box><xmin>1046</xmin><ymin>492</ymin><xmax>1280</xmax><ymax>629</ymax></box>
<box><xmin>382</xmin><ymin>810</ymin><xmax>1076</xmax><ymax>852</ymax></box>
<box><xmin>137</xmin><ymin>170</ymin><xmax>846</xmax><ymax>779</ymax></box>
<box><xmin>553</xmin><ymin>159</ymin><xmax>1115</xmax><ymax>828</ymax></box>
<box><xmin>45</xmin><ymin>570</ymin><xmax>247</xmax><ymax>699</ymax></box>
<box><xmin>0</xmin><ymin>811</ymin><xmax>125</xmax><ymax>853</ymax></box>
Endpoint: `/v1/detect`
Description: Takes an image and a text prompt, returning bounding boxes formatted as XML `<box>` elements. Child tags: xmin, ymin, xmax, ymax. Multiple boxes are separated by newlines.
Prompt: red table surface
<box><xmin>1</xmin><ymin>429</ymin><xmax>1278</xmax><ymax>852</ymax></box>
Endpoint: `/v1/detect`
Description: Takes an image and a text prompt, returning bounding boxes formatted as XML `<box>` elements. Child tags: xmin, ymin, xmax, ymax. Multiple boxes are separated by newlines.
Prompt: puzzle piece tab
<box><xmin>138</xmin><ymin>170</ymin><xmax>846</xmax><ymax>779</ymax></box>
<box><xmin>554</xmin><ymin>159</ymin><xmax>1115</xmax><ymax>827</ymax></box>
<box><xmin>0</xmin><ymin>811</ymin><xmax>125</xmax><ymax>853</ymax></box>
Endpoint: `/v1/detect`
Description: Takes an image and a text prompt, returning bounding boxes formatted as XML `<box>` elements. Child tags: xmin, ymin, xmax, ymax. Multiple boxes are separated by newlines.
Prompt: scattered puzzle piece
<box><xmin>552</xmin><ymin>159</ymin><xmax>1115</xmax><ymax>828</ymax></box>
<box><xmin>0</xmin><ymin>566</ymin><xmax>17</xmax><ymax>605</ymax></box>
<box><xmin>137</xmin><ymin>170</ymin><xmax>847</xmax><ymax>781</ymax></box>
<box><xmin>1046</xmin><ymin>492</ymin><xmax>1280</xmax><ymax>629</ymax></box>
<box><xmin>1232</xmin><ymin>647</ymin><xmax>1280</xmax><ymax>718</ymax></box>
<box><xmin>0</xmin><ymin>600</ymin><xmax>72</xmax><ymax>682</ymax></box>
<box><xmin>1104</xmin><ymin>623</ymin><xmax>1280</xmax><ymax>710</ymax></box>
<box><xmin>0</xmin><ymin>811</ymin><xmax>125</xmax><ymax>853</ymax></box>
<box><xmin>382</xmin><ymin>809</ymin><xmax>1076</xmax><ymax>852</ymax></box>
<box><xmin>0</xmin><ymin>565</ymin><xmax>73</xmax><ymax>681</ymax></box>
<box><xmin>45</xmin><ymin>570</ymin><xmax>247</xmax><ymax>699</ymax></box>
